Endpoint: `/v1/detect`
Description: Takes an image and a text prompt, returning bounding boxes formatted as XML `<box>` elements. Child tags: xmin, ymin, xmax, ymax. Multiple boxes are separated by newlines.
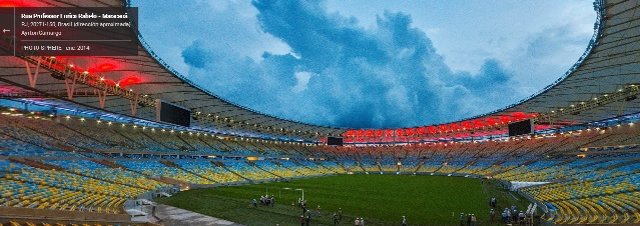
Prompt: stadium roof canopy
<box><xmin>0</xmin><ymin>0</ymin><xmax>639</xmax><ymax>143</ymax></box>
<box><xmin>0</xmin><ymin>0</ymin><xmax>347</xmax><ymax>141</ymax></box>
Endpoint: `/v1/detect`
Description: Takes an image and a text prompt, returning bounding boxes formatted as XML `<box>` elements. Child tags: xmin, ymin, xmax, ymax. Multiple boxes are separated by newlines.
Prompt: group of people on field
<box><xmin>254</xmin><ymin>197</ymin><xmax>411</xmax><ymax>225</ymax></box>
<box><xmin>501</xmin><ymin>205</ymin><xmax>527</xmax><ymax>224</ymax></box>
<box><xmin>251</xmin><ymin>195</ymin><xmax>276</xmax><ymax>208</ymax></box>
<box><xmin>460</xmin><ymin>196</ymin><xmax>531</xmax><ymax>225</ymax></box>
<box><xmin>458</xmin><ymin>213</ymin><xmax>478</xmax><ymax>226</ymax></box>
<box><xmin>297</xmin><ymin>199</ymin><xmax>317</xmax><ymax>226</ymax></box>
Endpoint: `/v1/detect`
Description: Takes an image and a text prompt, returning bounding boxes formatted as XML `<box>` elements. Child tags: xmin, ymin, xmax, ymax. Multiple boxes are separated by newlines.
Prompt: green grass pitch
<box><xmin>157</xmin><ymin>174</ymin><xmax>529</xmax><ymax>225</ymax></box>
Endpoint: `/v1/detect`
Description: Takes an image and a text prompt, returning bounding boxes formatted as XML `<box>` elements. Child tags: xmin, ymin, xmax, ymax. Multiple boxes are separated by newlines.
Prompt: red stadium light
<box><xmin>0</xmin><ymin>0</ymin><xmax>37</xmax><ymax>7</ymax></box>
<box><xmin>365</xmin><ymin>130</ymin><xmax>374</xmax><ymax>137</ymax></box>
<box><xmin>439</xmin><ymin>125</ymin><xmax>448</xmax><ymax>132</ymax></box>
<box><xmin>462</xmin><ymin>121</ymin><xmax>471</xmax><ymax>129</ymax></box>
<box><xmin>385</xmin><ymin>129</ymin><xmax>394</xmax><ymax>137</ymax></box>
<box><xmin>405</xmin><ymin>128</ymin><xmax>414</xmax><ymax>136</ymax></box>
<box><xmin>511</xmin><ymin>111</ymin><xmax>526</xmax><ymax>119</ymax></box>
<box><xmin>450</xmin><ymin>123</ymin><xmax>459</xmax><ymax>131</ymax></box>
<box><xmin>88</xmin><ymin>63</ymin><xmax>117</xmax><ymax>73</ymax></box>
<box><xmin>118</xmin><ymin>75</ymin><xmax>143</xmax><ymax>87</ymax></box>
<box><xmin>534</xmin><ymin>124</ymin><xmax>553</xmax><ymax>131</ymax></box>
<box><xmin>473</xmin><ymin>119</ymin><xmax>483</xmax><ymax>128</ymax></box>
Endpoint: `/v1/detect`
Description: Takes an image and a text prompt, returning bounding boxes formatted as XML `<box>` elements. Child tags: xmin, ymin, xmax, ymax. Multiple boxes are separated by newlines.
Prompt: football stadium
<box><xmin>0</xmin><ymin>0</ymin><xmax>639</xmax><ymax>225</ymax></box>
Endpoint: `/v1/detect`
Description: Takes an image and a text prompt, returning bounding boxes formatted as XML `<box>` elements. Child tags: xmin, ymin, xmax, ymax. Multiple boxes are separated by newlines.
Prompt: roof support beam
<box><xmin>20</xmin><ymin>56</ymin><xmax>157</xmax><ymax>108</ymax></box>
<box><xmin>63</xmin><ymin>68</ymin><xmax>79</xmax><ymax>100</ymax></box>
<box><xmin>24</xmin><ymin>59</ymin><xmax>41</xmax><ymax>88</ymax></box>
<box><xmin>96</xmin><ymin>89</ymin><xmax>107</xmax><ymax>109</ymax></box>
<box><xmin>129</xmin><ymin>95</ymin><xmax>138</xmax><ymax>116</ymax></box>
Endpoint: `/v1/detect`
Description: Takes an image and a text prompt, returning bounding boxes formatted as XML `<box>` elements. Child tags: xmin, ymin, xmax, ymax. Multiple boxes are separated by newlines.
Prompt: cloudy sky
<box><xmin>132</xmin><ymin>0</ymin><xmax>595</xmax><ymax>128</ymax></box>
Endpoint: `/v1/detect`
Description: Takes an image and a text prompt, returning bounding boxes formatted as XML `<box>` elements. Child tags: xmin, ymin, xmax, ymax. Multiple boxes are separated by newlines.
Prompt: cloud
<box><xmin>293</xmin><ymin>71</ymin><xmax>312</xmax><ymax>93</ymax></box>
<box><xmin>181</xmin><ymin>40</ymin><xmax>212</xmax><ymax>69</ymax></box>
<box><xmin>508</xmin><ymin>22</ymin><xmax>595</xmax><ymax>96</ymax></box>
<box><xmin>135</xmin><ymin>0</ymin><xmax>290</xmax><ymax>65</ymax></box>
<box><xmin>175</xmin><ymin>0</ymin><xmax>528</xmax><ymax>128</ymax></box>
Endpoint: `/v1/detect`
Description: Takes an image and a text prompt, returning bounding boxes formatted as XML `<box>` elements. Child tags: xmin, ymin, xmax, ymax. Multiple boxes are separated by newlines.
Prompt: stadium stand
<box><xmin>2</xmin><ymin>109</ymin><xmax>640</xmax><ymax>224</ymax></box>
<box><xmin>0</xmin><ymin>0</ymin><xmax>638</xmax><ymax>224</ymax></box>
<box><xmin>173</xmin><ymin>159</ymin><xmax>246</xmax><ymax>184</ymax></box>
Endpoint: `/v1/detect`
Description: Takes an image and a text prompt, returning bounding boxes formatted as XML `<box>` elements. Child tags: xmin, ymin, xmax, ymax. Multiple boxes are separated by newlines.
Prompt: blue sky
<box><xmin>132</xmin><ymin>0</ymin><xmax>595</xmax><ymax>128</ymax></box>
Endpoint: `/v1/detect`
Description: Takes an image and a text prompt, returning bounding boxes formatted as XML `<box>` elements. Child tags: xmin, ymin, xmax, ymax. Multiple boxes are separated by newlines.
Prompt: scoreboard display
<box><xmin>156</xmin><ymin>100</ymin><xmax>191</xmax><ymax>127</ymax></box>
<box><xmin>508</xmin><ymin>119</ymin><xmax>534</xmax><ymax>136</ymax></box>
